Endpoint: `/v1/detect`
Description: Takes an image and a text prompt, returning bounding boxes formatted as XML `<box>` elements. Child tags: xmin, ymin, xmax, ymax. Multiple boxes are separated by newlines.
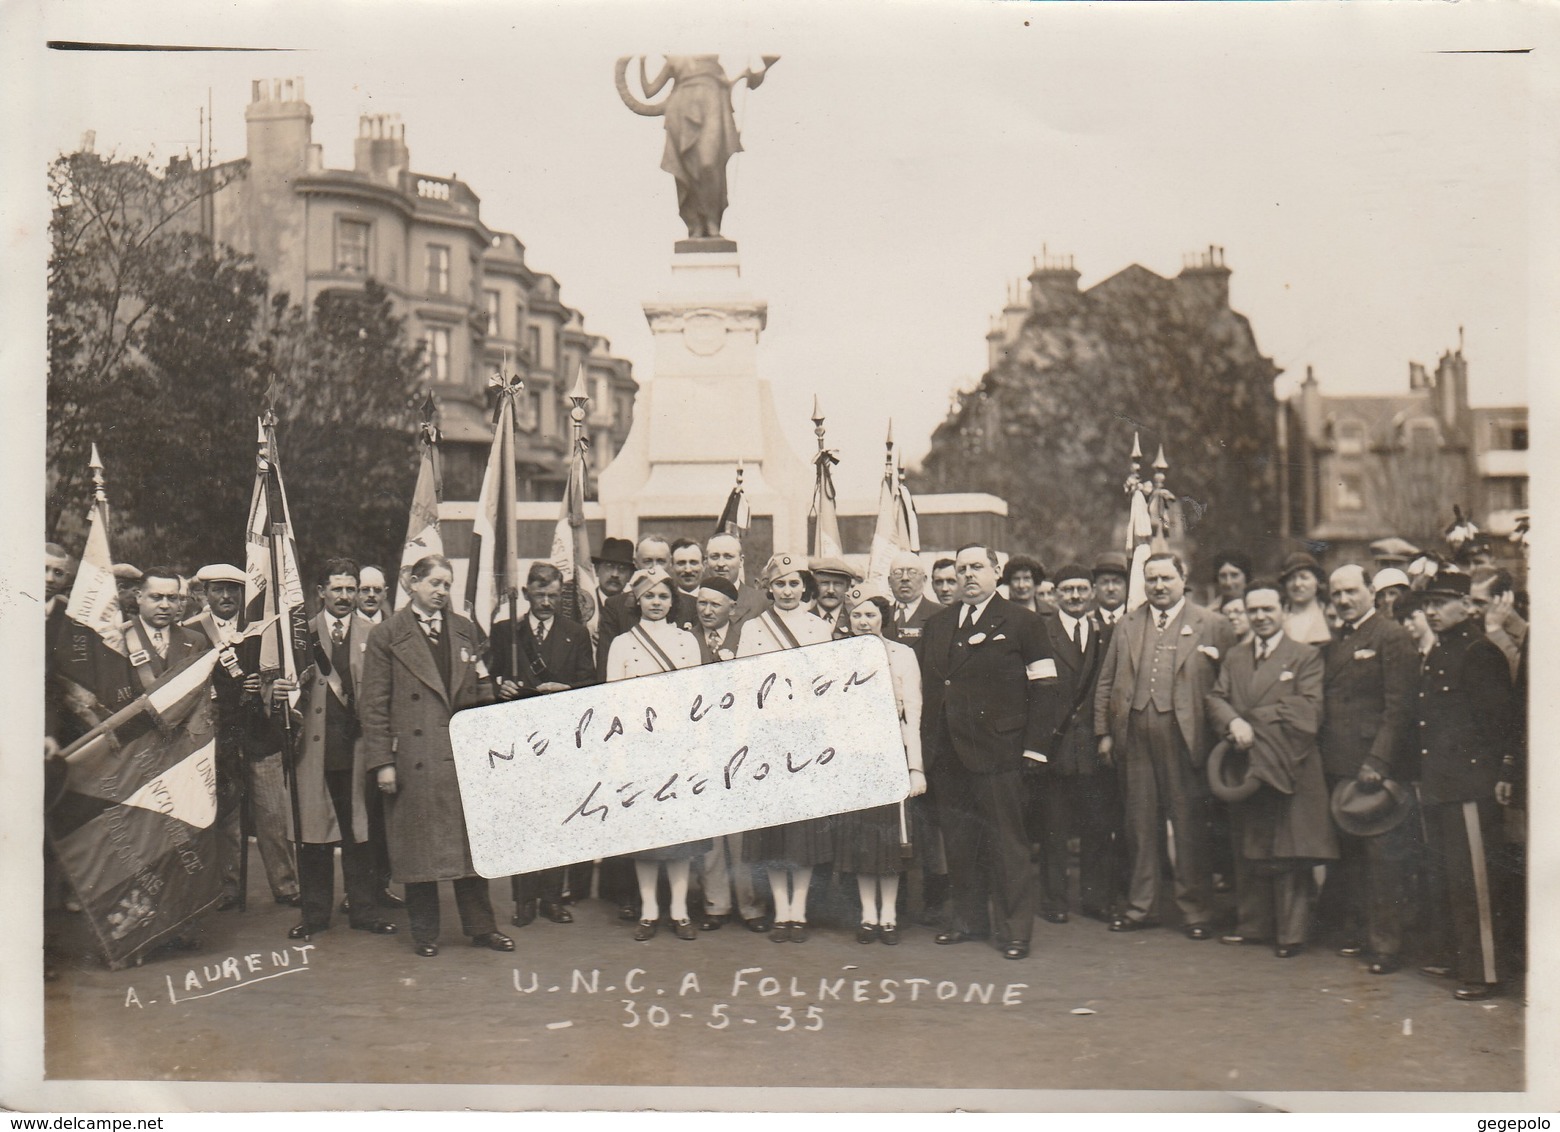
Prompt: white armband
<box><xmin>1026</xmin><ymin>658</ymin><xmax>1058</xmax><ymax>681</ymax></box>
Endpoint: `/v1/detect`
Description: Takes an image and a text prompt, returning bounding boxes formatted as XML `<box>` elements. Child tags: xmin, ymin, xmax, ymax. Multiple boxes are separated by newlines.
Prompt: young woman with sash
<box><xmin>833</xmin><ymin>582</ymin><xmax>926</xmax><ymax>945</ymax></box>
<box><xmin>736</xmin><ymin>553</ymin><xmax>837</xmax><ymax>942</ymax></box>
<box><xmin>604</xmin><ymin>566</ymin><xmax>708</xmax><ymax>941</ymax></box>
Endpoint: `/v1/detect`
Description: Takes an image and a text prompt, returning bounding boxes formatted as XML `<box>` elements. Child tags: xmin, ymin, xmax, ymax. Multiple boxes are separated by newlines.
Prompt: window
<box><xmin>525</xmin><ymin>390</ymin><xmax>543</xmax><ymax>433</ymax></box>
<box><xmin>484</xmin><ymin>289</ymin><xmax>501</xmax><ymax>337</ymax></box>
<box><xmin>1335</xmin><ymin>419</ymin><xmax>1366</xmax><ymax>455</ymax></box>
<box><xmin>527</xmin><ymin>325</ymin><xmax>543</xmax><ymax>368</ymax></box>
<box><xmin>1486</xmin><ymin>477</ymin><xmax>1528</xmax><ymax>511</ymax></box>
<box><xmin>1489</xmin><ymin>421</ymin><xmax>1528</xmax><ymax>451</ymax></box>
<box><xmin>1406</xmin><ymin>420</ymin><xmax>1438</xmax><ymax>455</ymax></box>
<box><xmin>426</xmin><ymin>245</ymin><xmax>450</xmax><ymax>295</ymax></box>
<box><xmin>336</xmin><ymin>218</ymin><xmax>370</xmax><ymax>275</ymax></box>
<box><xmin>1335</xmin><ymin>473</ymin><xmax>1365</xmax><ymax>512</ymax></box>
<box><xmin>424</xmin><ymin>328</ymin><xmax>451</xmax><ymax>382</ymax></box>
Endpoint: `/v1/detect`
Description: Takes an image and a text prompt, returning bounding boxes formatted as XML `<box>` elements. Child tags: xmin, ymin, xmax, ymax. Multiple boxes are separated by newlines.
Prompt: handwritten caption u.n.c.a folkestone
<box><xmin>449</xmin><ymin>635</ymin><xmax>909</xmax><ymax>877</ymax></box>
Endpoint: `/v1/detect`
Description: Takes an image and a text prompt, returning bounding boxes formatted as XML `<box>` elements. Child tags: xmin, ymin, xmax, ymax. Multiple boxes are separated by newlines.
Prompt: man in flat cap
<box><xmin>1091</xmin><ymin>552</ymin><xmax>1130</xmax><ymax>628</ymax></box>
<box><xmin>1413</xmin><ymin>571</ymin><xmax>1520</xmax><ymax>1000</ymax></box>
<box><xmin>188</xmin><ymin>563</ymin><xmax>301</xmax><ymax>912</ymax></box>
<box><xmin>887</xmin><ymin>552</ymin><xmax>937</xmax><ymax>649</ymax></box>
<box><xmin>808</xmin><ymin>556</ymin><xmax>859</xmax><ymax>640</ymax></box>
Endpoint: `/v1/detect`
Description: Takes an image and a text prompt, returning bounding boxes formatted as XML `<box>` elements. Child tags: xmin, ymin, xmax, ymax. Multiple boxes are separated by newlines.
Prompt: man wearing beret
<box><xmin>1413</xmin><ymin>571</ymin><xmax>1519</xmax><ymax>1000</ymax></box>
<box><xmin>919</xmin><ymin>544</ymin><xmax>1061</xmax><ymax>960</ymax></box>
<box><xmin>1313</xmin><ymin>564</ymin><xmax>1420</xmax><ymax>974</ymax></box>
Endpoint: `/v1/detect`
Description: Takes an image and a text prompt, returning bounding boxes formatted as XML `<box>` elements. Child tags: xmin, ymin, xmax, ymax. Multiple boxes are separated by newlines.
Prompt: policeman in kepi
<box><xmin>1412</xmin><ymin>571</ymin><xmax>1519</xmax><ymax>1001</ymax></box>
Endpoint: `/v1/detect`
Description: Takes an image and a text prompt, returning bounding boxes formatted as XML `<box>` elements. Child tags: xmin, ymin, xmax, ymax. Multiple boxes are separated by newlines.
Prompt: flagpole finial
<box><xmin>811</xmin><ymin>394</ymin><xmax>822</xmax><ymax>424</ymax></box>
<box><xmin>736</xmin><ymin>460</ymin><xmax>745</xmax><ymax>489</ymax></box>
<box><xmin>1131</xmin><ymin>431</ymin><xmax>1143</xmax><ymax>461</ymax></box>
<box><xmin>419</xmin><ymin>389</ymin><xmax>442</xmax><ymax>446</ymax></box>
<box><xmin>89</xmin><ymin>443</ymin><xmax>103</xmax><ymax>472</ymax></box>
<box><xmin>88</xmin><ymin>443</ymin><xmax>108</xmax><ymax>506</ymax></box>
<box><xmin>1153</xmin><ymin>443</ymin><xmax>1169</xmax><ymax>471</ymax></box>
<box><xmin>568</xmin><ymin>363</ymin><xmax>590</xmax><ymax>423</ymax></box>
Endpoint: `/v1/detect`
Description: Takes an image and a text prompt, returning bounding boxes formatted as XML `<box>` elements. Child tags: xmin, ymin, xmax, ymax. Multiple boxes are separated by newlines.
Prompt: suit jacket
<box><xmin>695</xmin><ymin>619</ymin><xmax>744</xmax><ymax>665</ymax></box>
<box><xmin>918</xmin><ymin>595</ymin><xmax>1060</xmax><ymax>774</ymax></box>
<box><xmin>894</xmin><ymin>596</ymin><xmax>939</xmax><ymax>650</ymax></box>
<box><xmin>1039</xmin><ymin>611</ymin><xmax>1112</xmax><ymax>776</ymax></box>
<box><xmin>1093</xmin><ymin>600</ymin><xmax>1236</xmax><ymax>768</ymax></box>
<box><xmin>490</xmin><ymin>614</ymin><xmax>597</xmax><ymax>691</ymax></box>
<box><xmin>294</xmin><ymin>611</ymin><xmax>372</xmax><ymax>844</ymax></box>
<box><xmin>1416</xmin><ymin>620</ymin><xmax>1518</xmax><ymax>805</ymax></box>
<box><xmin>1206</xmin><ymin>634</ymin><xmax>1337</xmax><ymax>862</ymax></box>
<box><xmin>730</xmin><ymin>582</ymin><xmax>769</xmax><ymax>627</ymax></box>
<box><xmin>594</xmin><ymin>588</ymin><xmax>698</xmax><ymax>682</ymax></box>
<box><xmin>1318</xmin><ymin>611</ymin><xmax>1419</xmax><ymax>780</ymax></box>
<box><xmin>359</xmin><ymin>606</ymin><xmax>493</xmax><ymax>881</ymax></box>
<box><xmin>122</xmin><ymin>618</ymin><xmax>209</xmax><ymax>683</ymax></box>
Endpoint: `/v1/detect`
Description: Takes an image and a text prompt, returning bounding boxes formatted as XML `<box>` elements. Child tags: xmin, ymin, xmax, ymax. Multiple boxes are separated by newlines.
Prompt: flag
<box><xmin>54</xmin><ymin>447</ymin><xmax>137</xmax><ymax>734</ymax></box>
<box><xmin>47</xmin><ymin>648</ymin><xmax>228</xmax><ymax>969</ymax></box>
<box><xmin>1124</xmin><ymin>433</ymin><xmax>1154</xmax><ymax>612</ymax></box>
<box><xmin>866</xmin><ymin>434</ymin><xmax>914</xmax><ymax>586</ymax></box>
<box><xmin>464</xmin><ymin>378</ymin><xmax>522</xmax><ymax>634</ymax></box>
<box><xmin>550</xmin><ymin>430</ymin><xmax>599</xmax><ymax>629</ymax></box>
<box><xmin>810</xmin><ymin>446</ymin><xmax>843</xmax><ymax>559</ymax></box>
<box><xmin>243</xmin><ymin>418</ymin><xmax>311</xmax><ymax>709</ymax></box>
<box><xmin>716</xmin><ymin>465</ymin><xmax>751</xmax><ymax>539</ymax></box>
<box><xmin>395</xmin><ymin>410</ymin><xmax>444</xmax><ymax>610</ymax></box>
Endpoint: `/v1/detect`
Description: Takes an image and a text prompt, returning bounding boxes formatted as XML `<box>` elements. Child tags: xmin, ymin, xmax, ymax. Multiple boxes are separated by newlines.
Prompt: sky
<box><xmin>9</xmin><ymin>0</ymin><xmax>1554</xmax><ymax>498</ymax></box>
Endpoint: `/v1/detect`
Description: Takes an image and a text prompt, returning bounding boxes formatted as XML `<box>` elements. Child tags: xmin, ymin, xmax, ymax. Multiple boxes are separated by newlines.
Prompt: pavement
<box><xmin>43</xmin><ymin>859</ymin><xmax>1525</xmax><ymax>1097</ymax></box>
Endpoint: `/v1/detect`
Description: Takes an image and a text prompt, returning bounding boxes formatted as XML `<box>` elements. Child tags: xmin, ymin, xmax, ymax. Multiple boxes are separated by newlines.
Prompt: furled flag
<box><xmin>464</xmin><ymin>369</ymin><xmax>523</xmax><ymax>634</ymax></box>
<box><xmin>54</xmin><ymin>444</ymin><xmax>138</xmax><ymax>737</ymax></box>
<box><xmin>716</xmin><ymin>462</ymin><xmax>752</xmax><ymax>539</ymax></box>
<box><xmin>551</xmin><ymin>369</ymin><xmax>599</xmax><ymax>629</ymax></box>
<box><xmin>47</xmin><ymin>647</ymin><xmax>227</xmax><ymax>969</ymax></box>
<box><xmin>866</xmin><ymin>421</ymin><xmax>917</xmax><ymax>585</ymax></box>
<box><xmin>243</xmin><ymin>415</ymin><xmax>311</xmax><ymax>710</ymax></box>
<box><xmin>395</xmin><ymin>393</ymin><xmax>445</xmax><ymax>610</ymax></box>
<box><xmin>809</xmin><ymin>396</ymin><xmax>844</xmax><ymax>559</ymax></box>
<box><xmin>1123</xmin><ymin>433</ymin><xmax>1155</xmax><ymax>612</ymax></box>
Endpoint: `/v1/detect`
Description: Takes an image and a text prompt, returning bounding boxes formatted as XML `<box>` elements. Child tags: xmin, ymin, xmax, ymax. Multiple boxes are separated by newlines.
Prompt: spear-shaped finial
<box><xmin>1153</xmin><ymin>443</ymin><xmax>1169</xmax><ymax>471</ymax></box>
<box><xmin>1131</xmin><ymin>431</ymin><xmax>1143</xmax><ymax>461</ymax></box>
<box><xmin>88</xmin><ymin>442</ymin><xmax>107</xmax><ymax>507</ymax></box>
<box><xmin>419</xmin><ymin>389</ymin><xmax>441</xmax><ymax>446</ymax></box>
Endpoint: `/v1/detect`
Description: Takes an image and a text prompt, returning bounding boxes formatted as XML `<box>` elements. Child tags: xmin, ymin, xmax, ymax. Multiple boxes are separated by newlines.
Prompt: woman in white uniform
<box><xmin>832</xmin><ymin>582</ymin><xmax>926</xmax><ymax>944</ymax></box>
<box><xmin>605</xmin><ymin>566</ymin><xmax>708</xmax><ymax>941</ymax></box>
<box><xmin>736</xmin><ymin>553</ymin><xmax>836</xmax><ymax>942</ymax></box>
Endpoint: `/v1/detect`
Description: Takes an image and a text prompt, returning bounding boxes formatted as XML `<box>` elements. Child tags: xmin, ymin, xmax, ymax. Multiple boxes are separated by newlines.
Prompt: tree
<box><xmin>912</xmin><ymin>265</ymin><xmax>1281</xmax><ymax>571</ymax></box>
<box><xmin>48</xmin><ymin>149</ymin><xmax>425</xmax><ymax>576</ymax></box>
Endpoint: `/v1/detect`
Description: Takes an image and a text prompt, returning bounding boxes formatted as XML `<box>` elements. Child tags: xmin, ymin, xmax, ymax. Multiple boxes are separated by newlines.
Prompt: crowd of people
<box><xmin>41</xmin><ymin>527</ymin><xmax>1527</xmax><ymax>1000</ymax></box>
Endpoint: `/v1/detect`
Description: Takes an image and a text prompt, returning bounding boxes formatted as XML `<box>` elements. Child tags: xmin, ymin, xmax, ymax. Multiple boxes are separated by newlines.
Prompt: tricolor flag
<box><xmin>54</xmin><ymin>445</ymin><xmax>137</xmax><ymax>734</ymax></box>
<box><xmin>47</xmin><ymin>647</ymin><xmax>228</xmax><ymax>969</ymax></box>
<box><xmin>550</xmin><ymin>424</ymin><xmax>599</xmax><ymax>630</ymax></box>
<box><xmin>866</xmin><ymin>422</ymin><xmax>917</xmax><ymax>585</ymax></box>
<box><xmin>395</xmin><ymin>398</ymin><xmax>445</xmax><ymax>610</ymax></box>
<box><xmin>243</xmin><ymin>417</ymin><xmax>311</xmax><ymax>708</ymax></box>
<box><xmin>464</xmin><ymin>372</ymin><xmax>523</xmax><ymax>634</ymax></box>
<box><xmin>716</xmin><ymin>464</ymin><xmax>751</xmax><ymax>539</ymax></box>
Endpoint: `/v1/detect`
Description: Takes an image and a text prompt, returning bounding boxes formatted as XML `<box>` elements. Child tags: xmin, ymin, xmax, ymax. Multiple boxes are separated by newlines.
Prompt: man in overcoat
<box><xmin>918</xmin><ymin>544</ymin><xmax>1060</xmax><ymax>960</ymax></box>
<box><xmin>286</xmin><ymin>558</ymin><xmax>396</xmax><ymax>941</ymax></box>
<box><xmin>1094</xmin><ymin>551</ymin><xmax>1235</xmax><ymax>938</ymax></box>
<box><xmin>1314</xmin><ymin>564</ymin><xmax>1419</xmax><ymax>973</ymax></box>
<box><xmin>360</xmin><ymin>554</ymin><xmax>513</xmax><ymax>958</ymax></box>
<box><xmin>1205</xmin><ymin>582</ymin><xmax>1337</xmax><ymax>956</ymax></box>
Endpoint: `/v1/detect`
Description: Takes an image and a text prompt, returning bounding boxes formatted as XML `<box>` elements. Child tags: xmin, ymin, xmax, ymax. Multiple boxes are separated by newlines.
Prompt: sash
<box><xmin>191</xmin><ymin>614</ymin><xmax>244</xmax><ymax>680</ymax></box>
<box><xmin>761</xmin><ymin>609</ymin><xmax>804</xmax><ymax>652</ymax></box>
<box><xmin>629</xmin><ymin>623</ymin><xmax>680</xmax><ymax>674</ymax></box>
<box><xmin>124</xmin><ymin>620</ymin><xmax>165</xmax><ymax>693</ymax></box>
<box><xmin>311</xmin><ymin>627</ymin><xmax>352</xmax><ymax>710</ymax></box>
<box><xmin>517</xmin><ymin>621</ymin><xmax>551</xmax><ymax>686</ymax></box>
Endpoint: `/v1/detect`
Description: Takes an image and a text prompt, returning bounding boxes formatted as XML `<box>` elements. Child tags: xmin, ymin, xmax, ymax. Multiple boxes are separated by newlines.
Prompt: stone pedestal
<box><xmin>597</xmin><ymin>248</ymin><xmax>812</xmax><ymax>558</ymax></box>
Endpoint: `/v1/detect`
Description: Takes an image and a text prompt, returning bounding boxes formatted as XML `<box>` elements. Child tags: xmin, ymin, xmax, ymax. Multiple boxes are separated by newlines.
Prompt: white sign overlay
<box><xmin>450</xmin><ymin>635</ymin><xmax>910</xmax><ymax>878</ymax></box>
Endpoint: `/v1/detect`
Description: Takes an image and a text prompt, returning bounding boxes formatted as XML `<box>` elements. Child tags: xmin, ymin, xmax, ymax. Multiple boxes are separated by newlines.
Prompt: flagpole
<box><xmin>261</xmin><ymin>404</ymin><xmax>306</xmax><ymax>855</ymax></box>
<box><xmin>565</xmin><ymin>367</ymin><xmax>591</xmax><ymax>626</ymax></box>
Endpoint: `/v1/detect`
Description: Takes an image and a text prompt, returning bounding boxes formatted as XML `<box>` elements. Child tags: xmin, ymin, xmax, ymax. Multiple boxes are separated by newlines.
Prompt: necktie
<box><xmin>331</xmin><ymin>619</ymin><xmax>346</xmax><ymax>645</ymax></box>
<box><xmin>707</xmin><ymin>630</ymin><xmax>722</xmax><ymax>652</ymax></box>
<box><xmin>153</xmin><ymin>628</ymin><xmax>167</xmax><ymax>657</ymax></box>
<box><xmin>1072</xmin><ymin>618</ymin><xmax>1083</xmax><ymax>651</ymax></box>
<box><xmin>536</xmin><ymin>619</ymin><xmax>548</xmax><ymax>643</ymax></box>
<box><xmin>1155</xmin><ymin>610</ymin><xmax>1168</xmax><ymax>632</ymax></box>
<box><xmin>896</xmin><ymin>605</ymin><xmax>907</xmax><ymax>627</ymax></box>
<box><xmin>423</xmin><ymin>617</ymin><xmax>441</xmax><ymax>645</ymax></box>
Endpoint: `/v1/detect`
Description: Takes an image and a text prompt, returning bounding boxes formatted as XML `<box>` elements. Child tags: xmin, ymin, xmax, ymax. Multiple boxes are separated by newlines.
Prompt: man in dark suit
<box><xmin>888</xmin><ymin>552</ymin><xmax>938</xmax><ymax>649</ymax></box>
<box><xmin>1205</xmin><ymin>582</ymin><xmax>1336</xmax><ymax>957</ymax></box>
<box><xmin>918</xmin><ymin>544</ymin><xmax>1060</xmax><ymax>960</ymax></box>
<box><xmin>287</xmin><ymin>558</ymin><xmax>397</xmax><ymax>942</ymax></box>
<box><xmin>1314</xmin><ymin>564</ymin><xmax>1419</xmax><ymax>973</ymax></box>
<box><xmin>490</xmin><ymin>561</ymin><xmax>598</xmax><ymax>928</ymax></box>
<box><xmin>1094</xmin><ymin>551</ymin><xmax>1236</xmax><ymax>938</ymax></box>
<box><xmin>705</xmin><ymin>532</ymin><xmax>769</xmax><ymax>626</ymax></box>
<box><xmin>122</xmin><ymin>567</ymin><xmax>210</xmax><ymax>683</ymax></box>
<box><xmin>594</xmin><ymin>533</ymin><xmax>697</xmax><ymax>681</ymax></box>
<box><xmin>1032</xmin><ymin>565</ymin><xmax>1120</xmax><ymax>923</ymax></box>
<box><xmin>1091</xmin><ymin>552</ymin><xmax>1130</xmax><ymax>628</ymax></box>
<box><xmin>1414</xmin><ymin>571</ymin><xmax>1519</xmax><ymax>1000</ymax></box>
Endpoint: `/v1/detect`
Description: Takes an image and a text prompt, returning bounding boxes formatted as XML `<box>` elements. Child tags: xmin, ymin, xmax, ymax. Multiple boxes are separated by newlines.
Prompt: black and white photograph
<box><xmin>4</xmin><ymin>0</ymin><xmax>1556</xmax><ymax>1115</ymax></box>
